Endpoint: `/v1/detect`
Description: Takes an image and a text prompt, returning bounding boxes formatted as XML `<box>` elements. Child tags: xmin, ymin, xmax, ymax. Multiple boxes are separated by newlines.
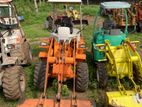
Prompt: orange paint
<box><xmin>17</xmin><ymin>99</ymin><xmax>92</xmax><ymax>107</ymax></box>
<box><xmin>18</xmin><ymin>32</ymin><xmax>90</xmax><ymax>107</ymax></box>
<box><xmin>39</xmin><ymin>52</ymin><xmax>47</xmax><ymax>58</ymax></box>
<box><xmin>52</xmin><ymin>64</ymin><xmax>74</xmax><ymax>78</ymax></box>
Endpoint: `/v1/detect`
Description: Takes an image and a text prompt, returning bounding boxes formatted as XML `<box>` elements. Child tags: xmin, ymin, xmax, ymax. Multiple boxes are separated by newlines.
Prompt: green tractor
<box><xmin>92</xmin><ymin>1</ymin><xmax>142</xmax><ymax>107</ymax></box>
<box><xmin>92</xmin><ymin>1</ymin><xmax>129</xmax><ymax>63</ymax></box>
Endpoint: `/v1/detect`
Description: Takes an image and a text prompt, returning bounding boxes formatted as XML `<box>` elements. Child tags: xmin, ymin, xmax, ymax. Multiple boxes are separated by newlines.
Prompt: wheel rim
<box><xmin>20</xmin><ymin>74</ymin><xmax>25</xmax><ymax>92</ymax></box>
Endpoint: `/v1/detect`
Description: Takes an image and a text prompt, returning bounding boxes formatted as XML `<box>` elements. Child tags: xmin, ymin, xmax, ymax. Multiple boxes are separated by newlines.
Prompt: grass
<box><xmin>1</xmin><ymin>1</ymin><xmax>142</xmax><ymax>107</ymax></box>
<box><xmin>23</xmin><ymin>24</ymin><xmax>50</xmax><ymax>39</ymax></box>
<box><xmin>82</xmin><ymin>5</ymin><xmax>99</xmax><ymax>16</ymax></box>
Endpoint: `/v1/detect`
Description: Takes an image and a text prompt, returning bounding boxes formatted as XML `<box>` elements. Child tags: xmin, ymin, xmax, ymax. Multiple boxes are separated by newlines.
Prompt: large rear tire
<box><xmin>34</xmin><ymin>61</ymin><xmax>46</xmax><ymax>90</ymax></box>
<box><xmin>2</xmin><ymin>66</ymin><xmax>25</xmax><ymax>100</ymax></box>
<box><xmin>96</xmin><ymin>62</ymin><xmax>108</xmax><ymax>88</ymax></box>
<box><xmin>136</xmin><ymin>22</ymin><xmax>141</xmax><ymax>32</ymax></box>
<box><xmin>23</xmin><ymin>41</ymin><xmax>32</xmax><ymax>65</ymax></box>
<box><xmin>76</xmin><ymin>62</ymin><xmax>89</xmax><ymax>92</ymax></box>
<box><xmin>133</xmin><ymin>63</ymin><xmax>142</xmax><ymax>82</ymax></box>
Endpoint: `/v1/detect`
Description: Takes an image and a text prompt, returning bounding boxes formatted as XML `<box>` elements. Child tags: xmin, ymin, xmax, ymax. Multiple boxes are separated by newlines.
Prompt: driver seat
<box><xmin>58</xmin><ymin>27</ymin><xmax>71</xmax><ymax>41</ymax></box>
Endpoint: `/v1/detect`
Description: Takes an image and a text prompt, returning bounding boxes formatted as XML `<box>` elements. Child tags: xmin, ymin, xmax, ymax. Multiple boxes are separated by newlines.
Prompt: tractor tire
<box><xmin>2</xmin><ymin>66</ymin><xmax>25</xmax><ymax>100</ymax></box>
<box><xmin>76</xmin><ymin>62</ymin><xmax>89</xmax><ymax>92</ymax></box>
<box><xmin>34</xmin><ymin>61</ymin><xmax>46</xmax><ymax>90</ymax></box>
<box><xmin>96</xmin><ymin>90</ymin><xmax>109</xmax><ymax>107</ymax></box>
<box><xmin>23</xmin><ymin>41</ymin><xmax>32</xmax><ymax>65</ymax></box>
<box><xmin>136</xmin><ymin>23</ymin><xmax>141</xmax><ymax>32</ymax></box>
<box><xmin>133</xmin><ymin>64</ymin><xmax>142</xmax><ymax>83</ymax></box>
<box><xmin>136</xmin><ymin>22</ymin><xmax>142</xmax><ymax>33</ymax></box>
<box><xmin>96</xmin><ymin>62</ymin><xmax>108</xmax><ymax>88</ymax></box>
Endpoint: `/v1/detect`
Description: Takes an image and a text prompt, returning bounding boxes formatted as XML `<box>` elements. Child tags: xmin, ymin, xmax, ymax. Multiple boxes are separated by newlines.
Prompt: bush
<box><xmin>61</xmin><ymin>85</ymin><xmax>69</xmax><ymax>96</ymax></box>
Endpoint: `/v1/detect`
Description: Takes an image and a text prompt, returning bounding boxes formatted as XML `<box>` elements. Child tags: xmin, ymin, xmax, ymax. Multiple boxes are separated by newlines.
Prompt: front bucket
<box><xmin>107</xmin><ymin>90</ymin><xmax>142</xmax><ymax>107</ymax></box>
<box><xmin>17</xmin><ymin>99</ymin><xmax>93</xmax><ymax>107</ymax></box>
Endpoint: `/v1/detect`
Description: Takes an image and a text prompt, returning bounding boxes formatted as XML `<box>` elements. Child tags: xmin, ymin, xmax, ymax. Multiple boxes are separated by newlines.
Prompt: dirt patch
<box><xmin>83</xmin><ymin>15</ymin><xmax>94</xmax><ymax>24</ymax></box>
<box><xmin>84</xmin><ymin>15</ymin><xmax>105</xmax><ymax>28</ymax></box>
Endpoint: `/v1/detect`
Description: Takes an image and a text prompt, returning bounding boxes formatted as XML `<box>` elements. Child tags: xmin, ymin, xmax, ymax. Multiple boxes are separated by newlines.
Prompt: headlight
<box><xmin>7</xmin><ymin>44</ymin><xmax>15</xmax><ymax>49</ymax></box>
<box><xmin>100</xmin><ymin>46</ymin><xmax>105</xmax><ymax>50</ymax></box>
<box><xmin>40</xmin><ymin>42</ymin><xmax>48</xmax><ymax>46</ymax></box>
<box><xmin>79</xmin><ymin>44</ymin><xmax>85</xmax><ymax>48</ymax></box>
<box><xmin>7</xmin><ymin>37</ymin><xmax>21</xmax><ymax>44</ymax></box>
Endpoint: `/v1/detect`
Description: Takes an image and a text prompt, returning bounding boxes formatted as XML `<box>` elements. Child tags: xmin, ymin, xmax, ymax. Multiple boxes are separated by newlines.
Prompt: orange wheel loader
<box><xmin>17</xmin><ymin>0</ymin><xmax>92</xmax><ymax>105</ymax></box>
<box><xmin>17</xmin><ymin>26</ymin><xmax>92</xmax><ymax>107</ymax></box>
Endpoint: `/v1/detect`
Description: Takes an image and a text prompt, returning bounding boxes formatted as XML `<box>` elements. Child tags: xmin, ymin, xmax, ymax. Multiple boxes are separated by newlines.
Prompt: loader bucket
<box><xmin>107</xmin><ymin>90</ymin><xmax>142</xmax><ymax>107</ymax></box>
<box><xmin>17</xmin><ymin>99</ymin><xmax>93</xmax><ymax>107</ymax></box>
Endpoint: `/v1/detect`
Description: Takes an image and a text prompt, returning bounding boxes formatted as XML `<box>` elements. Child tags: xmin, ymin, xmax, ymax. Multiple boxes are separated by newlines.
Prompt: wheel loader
<box><xmin>44</xmin><ymin>0</ymin><xmax>88</xmax><ymax>31</ymax></box>
<box><xmin>132</xmin><ymin>0</ymin><xmax>142</xmax><ymax>32</ymax></box>
<box><xmin>92</xmin><ymin>1</ymin><xmax>142</xmax><ymax>107</ymax></box>
<box><xmin>17</xmin><ymin>0</ymin><xmax>92</xmax><ymax>107</ymax></box>
<box><xmin>0</xmin><ymin>0</ymin><xmax>32</xmax><ymax>100</ymax></box>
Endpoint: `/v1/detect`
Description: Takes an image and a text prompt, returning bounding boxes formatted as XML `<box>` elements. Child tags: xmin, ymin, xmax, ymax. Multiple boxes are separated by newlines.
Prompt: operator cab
<box><xmin>0</xmin><ymin>3</ymin><xmax>18</xmax><ymax>29</ymax></box>
<box><xmin>100</xmin><ymin>1</ymin><xmax>131</xmax><ymax>36</ymax></box>
<box><xmin>55</xmin><ymin>16</ymin><xmax>73</xmax><ymax>33</ymax></box>
<box><xmin>103</xmin><ymin>17</ymin><xmax>121</xmax><ymax>36</ymax></box>
<box><xmin>51</xmin><ymin>27</ymin><xmax>80</xmax><ymax>42</ymax></box>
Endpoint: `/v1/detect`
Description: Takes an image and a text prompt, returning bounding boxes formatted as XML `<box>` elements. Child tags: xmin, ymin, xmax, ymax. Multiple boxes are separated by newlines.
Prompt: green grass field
<box><xmin>0</xmin><ymin>1</ymin><xmax>142</xmax><ymax>107</ymax></box>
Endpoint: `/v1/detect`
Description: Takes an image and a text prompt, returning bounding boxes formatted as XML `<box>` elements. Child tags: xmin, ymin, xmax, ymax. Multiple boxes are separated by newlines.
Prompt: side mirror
<box><xmin>18</xmin><ymin>16</ymin><xmax>24</xmax><ymax>22</ymax></box>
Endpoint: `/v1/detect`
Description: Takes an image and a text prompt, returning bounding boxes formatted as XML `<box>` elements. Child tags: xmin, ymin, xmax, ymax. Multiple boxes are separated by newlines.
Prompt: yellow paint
<box><xmin>107</xmin><ymin>91</ymin><xmax>142</xmax><ymax>107</ymax></box>
<box><xmin>97</xmin><ymin>39</ymin><xmax>142</xmax><ymax>106</ymax></box>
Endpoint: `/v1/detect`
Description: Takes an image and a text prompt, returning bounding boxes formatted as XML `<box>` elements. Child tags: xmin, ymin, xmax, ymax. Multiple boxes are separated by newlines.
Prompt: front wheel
<box><xmin>76</xmin><ymin>62</ymin><xmax>89</xmax><ymax>92</ymax></box>
<box><xmin>96</xmin><ymin>62</ymin><xmax>108</xmax><ymax>88</ymax></box>
<box><xmin>33</xmin><ymin>61</ymin><xmax>46</xmax><ymax>90</ymax></box>
<box><xmin>2</xmin><ymin>66</ymin><xmax>25</xmax><ymax>100</ymax></box>
<box><xmin>136</xmin><ymin>22</ymin><xmax>142</xmax><ymax>32</ymax></box>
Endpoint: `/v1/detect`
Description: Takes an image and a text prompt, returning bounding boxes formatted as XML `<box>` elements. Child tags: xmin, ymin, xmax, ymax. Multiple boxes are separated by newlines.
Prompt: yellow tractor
<box><xmin>45</xmin><ymin>0</ymin><xmax>88</xmax><ymax>30</ymax></box>
<box><xmin>92</xmin><ymin>2</ymin><xmax>142</xmax><ymax>107</ymax></box>
<box><xmin>64</xmin><ymin>5</ymin><xmax>80</xmax><ymax>20</ymax></box>
<box><xmin>96</xmin><ymin>39</ymin><xmax>142</xmax><ymax>106</ymax></box>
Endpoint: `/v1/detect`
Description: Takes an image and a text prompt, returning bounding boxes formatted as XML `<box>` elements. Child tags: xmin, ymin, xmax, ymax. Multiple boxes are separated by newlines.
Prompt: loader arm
<box><xmin>97</xmin><ymin>39</ymin><xmax>142</xmax><ymax>107</ymax></box>
<box><xmin>96</xmin><ymin>39</ymin><xmax>142</xmax><ymax>107</ymax></box>
<box><xmin>96</xmin><ymin>39</ymin><xmax>142</xmax><ymax>93</ymax></box>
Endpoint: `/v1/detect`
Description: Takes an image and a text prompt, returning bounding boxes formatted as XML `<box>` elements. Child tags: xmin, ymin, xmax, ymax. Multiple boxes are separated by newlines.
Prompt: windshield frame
<box><xmin>0</xmin><ymin>4</ymin><xmax>13</xmax><ymax>18</ymax></box>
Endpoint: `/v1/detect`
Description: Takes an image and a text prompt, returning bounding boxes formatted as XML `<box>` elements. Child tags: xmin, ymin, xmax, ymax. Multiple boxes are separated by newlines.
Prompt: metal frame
<box><xmin>49</xmin><ymin>0</ymin><xmax>83</xmax><ymax>31</ymax></box>
<box><xmin>94</xmin><ymin>2</ymin><xmax>130</xmax><ymax>35</ymax></box>
<box><xmin>100</xmin><ymin>1</ymin><xmax>131</xmax><ymax>9</ymax></box>
<box><xmin>96</xmin><ymin>39</ymin><xmax>142</xmax><ymax>93</ymax></box>
<box><xmin>48</xmin><ymin>0</ymin><xmax>81</xmax><ymax>3</ymax></box>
